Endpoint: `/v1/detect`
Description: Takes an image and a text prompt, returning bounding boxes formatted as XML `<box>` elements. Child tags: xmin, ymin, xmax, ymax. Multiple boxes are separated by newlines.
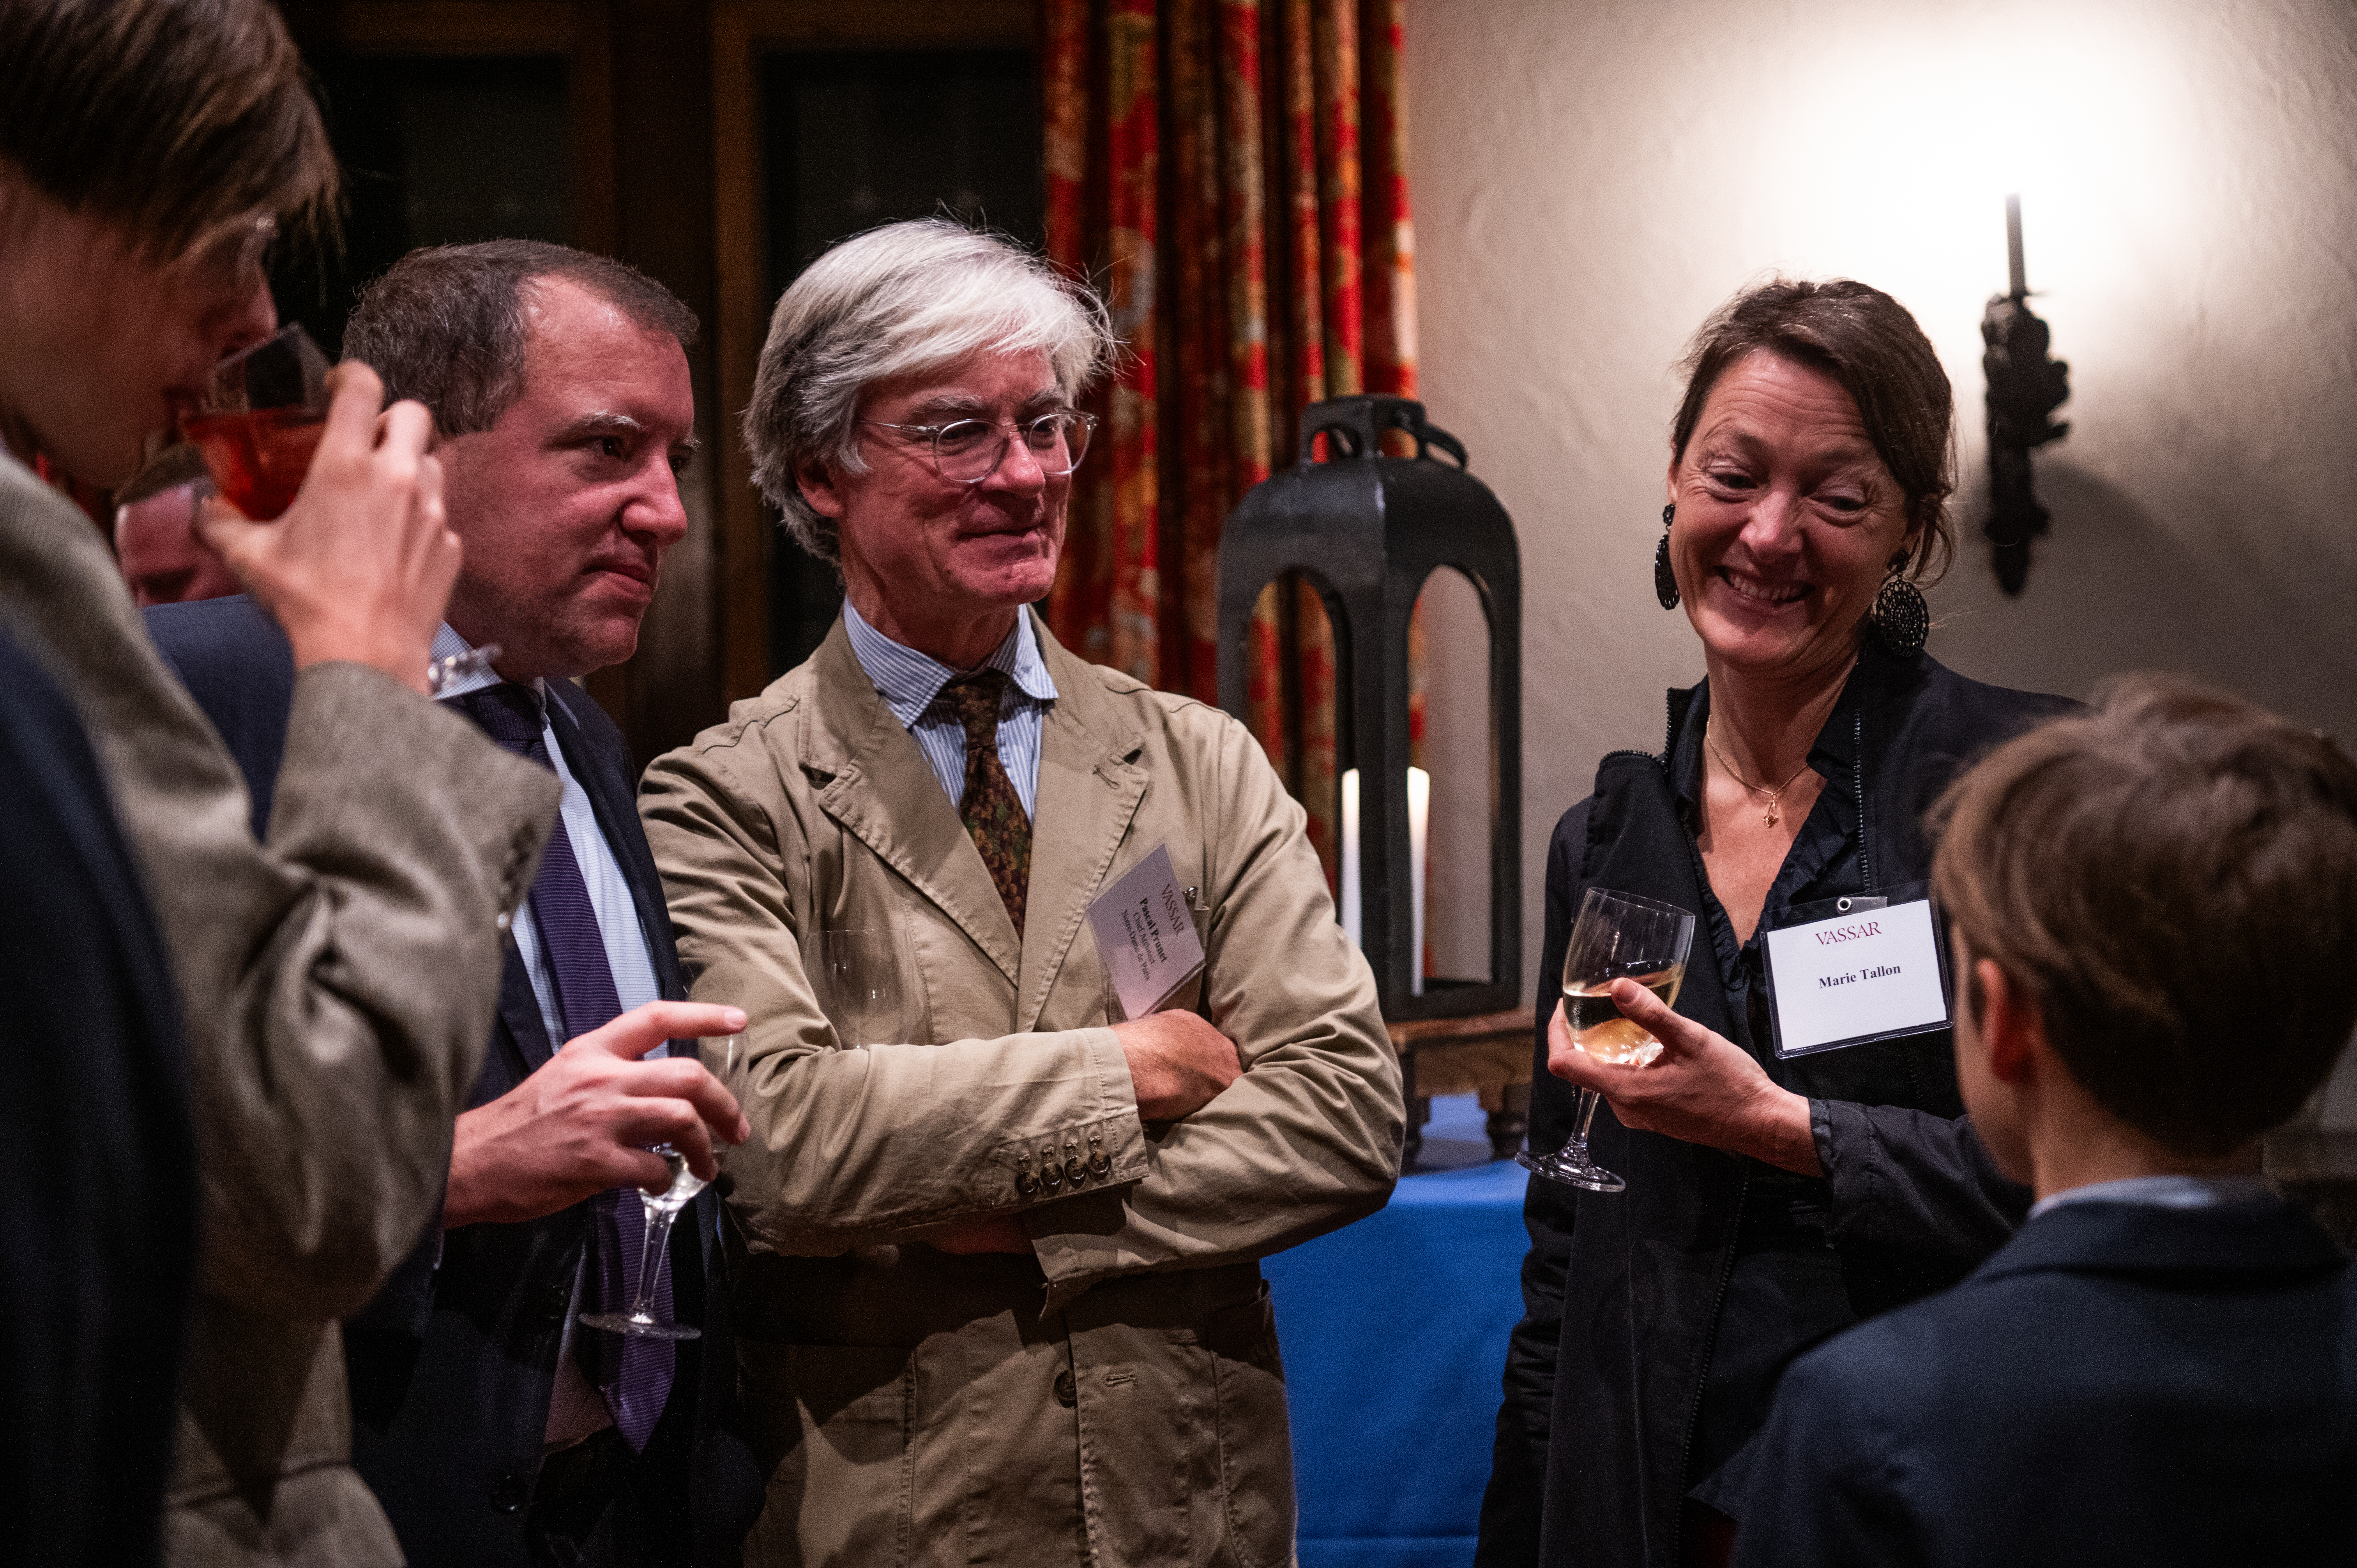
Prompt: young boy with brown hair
<box><xmin>1733</xmin><ymin>674</ymin><xmax>2357</xmax><ymax>1567</ymax></box>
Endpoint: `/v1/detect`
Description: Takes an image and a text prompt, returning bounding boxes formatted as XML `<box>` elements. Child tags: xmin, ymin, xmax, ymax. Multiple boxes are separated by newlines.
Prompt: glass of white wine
<box><xmin>1517</xmin><ymin>886</ymin><xmax>1695</xmax><ymax>1193</ymax></box>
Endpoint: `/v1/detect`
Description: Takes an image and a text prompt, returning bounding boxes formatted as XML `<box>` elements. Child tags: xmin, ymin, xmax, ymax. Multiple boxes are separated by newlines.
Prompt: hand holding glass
<box><xmin>577</xmin><ymin>1142</ymin><xmax>709</xmax><ymax>1341</ymax></box>
<box><xmin>181</xmin><ymin>324</ymin><xmax>496</xmax><ymax>694</ymax></box>
<box><xmin>1518</xmin><ymin>887</ymin><xmax>1695</xmax><ymax>1193</ymax></box>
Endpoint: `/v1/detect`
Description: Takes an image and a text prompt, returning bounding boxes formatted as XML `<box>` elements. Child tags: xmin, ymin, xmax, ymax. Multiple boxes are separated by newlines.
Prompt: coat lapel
<box><xmin>1014</xmin><ymin>613</ymin><xmax>1148</xmax><ymax>1031</ymax></box>
<box><xmin>805</xmin><ymin>620</ymin><xmax>1026</xmax><ymax>984</ymax></box>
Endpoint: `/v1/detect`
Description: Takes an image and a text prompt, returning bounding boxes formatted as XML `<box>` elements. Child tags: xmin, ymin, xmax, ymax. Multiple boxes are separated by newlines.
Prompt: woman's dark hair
<box><xmin>0</xmin><ymin>0</ymin><xmax>337</xmax><ymax>259</ymax></box>
<box><xmin>1671</xmin><ymin>279</ymin><xmax>1956</xmax><ymax>584</ymax></box>
<box><xmin>1932</xmin><ymin>674</ymin><xmax>2357</xmax><ymax>1158</ymax></box>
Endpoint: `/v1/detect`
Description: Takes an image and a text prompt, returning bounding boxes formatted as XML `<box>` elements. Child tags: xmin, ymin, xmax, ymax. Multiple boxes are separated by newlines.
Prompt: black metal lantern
<box><xmin>1216</xmin><ymin>394</ymin><xmax>1521</xmax><ymax>1021</ymax></box>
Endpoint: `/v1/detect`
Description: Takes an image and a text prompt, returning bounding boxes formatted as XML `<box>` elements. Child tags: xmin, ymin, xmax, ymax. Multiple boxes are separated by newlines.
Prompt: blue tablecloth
<box><xmin>1265</xmin><ymin>1095</ymin><xmax>1532</xmax><ymax>1568</ymax></box>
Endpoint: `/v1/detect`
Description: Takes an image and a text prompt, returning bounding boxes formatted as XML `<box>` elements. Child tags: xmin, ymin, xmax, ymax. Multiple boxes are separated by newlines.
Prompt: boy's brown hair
<box><xmin>1932</xmin><ymin>675</ymin><xmax>2357</xmax><ymax>1157</ymax></box>
<box><xmin>0</xmin><ymin>0</ymin><xmax>336</xmax><ymax>259</ymax></box>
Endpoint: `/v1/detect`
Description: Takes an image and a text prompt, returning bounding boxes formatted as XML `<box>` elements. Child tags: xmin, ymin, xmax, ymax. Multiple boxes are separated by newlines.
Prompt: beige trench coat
<box><xmin>640</xmin><ymin>611</ymin><xmax>1402</xmax><ymax>1567</ymax></box>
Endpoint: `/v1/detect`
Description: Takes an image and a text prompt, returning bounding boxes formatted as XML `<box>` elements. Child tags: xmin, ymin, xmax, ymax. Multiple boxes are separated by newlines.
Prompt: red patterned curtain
<box><xmin>1042</xmin><ymin>0</ymin><xmax>1418</xmax><ymax>880</ymax></box>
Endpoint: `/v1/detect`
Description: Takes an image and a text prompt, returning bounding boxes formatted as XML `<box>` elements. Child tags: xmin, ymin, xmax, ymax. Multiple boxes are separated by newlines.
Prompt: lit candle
<box><xmin>1339</xmin><ymin>766</ymin><xmax>1429</xmax><ymax>994</ymax></box>
<box><xmin>2006</xmin><ymin>192</ymin><xmax>2026</xmax><ymax>301</ymax></box>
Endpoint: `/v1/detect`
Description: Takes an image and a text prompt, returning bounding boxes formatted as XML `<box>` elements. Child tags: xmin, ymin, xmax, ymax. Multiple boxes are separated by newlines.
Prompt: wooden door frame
<box><xmin>709</xmin><ymin>0</ymin><xmax>1036</xmax><ymax>701</ymax></box>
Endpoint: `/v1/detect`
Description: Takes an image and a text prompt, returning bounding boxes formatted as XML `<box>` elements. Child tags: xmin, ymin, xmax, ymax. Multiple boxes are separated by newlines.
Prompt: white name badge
<box><xmin>1087</xmin><ymin>843</ymin><xmax>1207</xmax><ymax>1021</ymax></box>
<box><xmin>1760</xmin><ymin>890</ymin><xmax>1951</xmax><ymax>1059</ymax></box>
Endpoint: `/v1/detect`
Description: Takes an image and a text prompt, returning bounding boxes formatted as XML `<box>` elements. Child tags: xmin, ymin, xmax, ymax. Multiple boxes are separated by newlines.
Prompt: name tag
<box><xmin>1087</xmin><ymin>843</ymin><xmax>1207</xmax><ymax>1021</ymax></box>
<box><xmin>1760</xmin><ymin>889</ymin><xmax>1950</xmax><ymax>1059</ymax></box>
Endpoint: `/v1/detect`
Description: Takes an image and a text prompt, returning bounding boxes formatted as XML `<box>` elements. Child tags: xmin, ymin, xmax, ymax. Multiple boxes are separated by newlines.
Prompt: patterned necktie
<box><xmin>947</xmin><ymin>670</ymin><xmax>1031</xmax><ymax>935</ymax></box>
<box><xmin>452</xmin><ymin>683</ymin><xmax>672</xmax><ymax>1453</ymax></box>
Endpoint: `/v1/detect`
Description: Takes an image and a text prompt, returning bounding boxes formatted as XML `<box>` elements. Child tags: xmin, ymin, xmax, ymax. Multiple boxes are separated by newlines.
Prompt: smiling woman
<box><xmin>1481</xmin><ymin>279</ymin><xmax>2080</xmax><ymax>1568</ymax></box>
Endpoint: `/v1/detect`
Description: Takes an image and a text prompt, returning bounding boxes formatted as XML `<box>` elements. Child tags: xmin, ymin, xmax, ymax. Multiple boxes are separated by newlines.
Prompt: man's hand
<box><xmin>1112</xmin><ymin>1009</ymin><xmax>1241</xmax><ymax>1122</ymax></box>
<box><xmin>1544</xmin><ymin>984</ymin><xmax>1819</xmax><ymax>1175</ymax></box>
<box><xmin>443</xmin><ymin>1000</ymin><xmax>752</xmax><ymax>1228</ymax></box>
<box><xmin>201</xmin><ymin>362</ymin><xmax>460</xmax><ymax>695</ymax></box>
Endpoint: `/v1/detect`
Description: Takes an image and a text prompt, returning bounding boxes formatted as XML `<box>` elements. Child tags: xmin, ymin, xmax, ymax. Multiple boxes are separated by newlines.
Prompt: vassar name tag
<box><xmin>1087</xmin><ymin>843</ymin><xmax>1207</xmax><ymax>1020</ymax></box>
<box><xmin>1761</xmin><ymin>896</ymin><xmax>1949</xmax><ymax>1059</ymax></box>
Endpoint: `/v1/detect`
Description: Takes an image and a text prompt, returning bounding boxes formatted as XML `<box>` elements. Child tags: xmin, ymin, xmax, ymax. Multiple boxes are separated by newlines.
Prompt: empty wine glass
<box><xmin>816</xmin><ymin>928</ymin><xmax>904</xmax><ymax>1047</ymax></box>
<box><xmin>1518</xmin><ymin>886</ymin><xmax>1695</xmax><ymax>1194</ymax></box>
<box><xmin>579</xmin><ymin>1144</ymin><xmax>705</xmax><ymax>1341</ymax></box>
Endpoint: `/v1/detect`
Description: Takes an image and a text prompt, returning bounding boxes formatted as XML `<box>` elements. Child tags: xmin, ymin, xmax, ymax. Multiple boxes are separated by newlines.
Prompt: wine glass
<box><xmin>816</xmin><ymin>928</ymin><xmax>904</xmax><ymax>1047</ymax></box>
<box><xmin>182</xmin><ymin>323</ymin><xmax>330</xmax><ymax>522</ymax></box>
<box><xmin>182</xmin><ymin>323</ymin><xmax>498</xmax><ymax>694</ymax></box>
<box><xmin>1518</xmin><ymin>886</ymin><xmax>1695</xmax><ymax>1193</ymax></box>
<box><xmin>578</xmin><ymin>1142</ymin><xmax>706</xmax><ymax>1341</ymax></box>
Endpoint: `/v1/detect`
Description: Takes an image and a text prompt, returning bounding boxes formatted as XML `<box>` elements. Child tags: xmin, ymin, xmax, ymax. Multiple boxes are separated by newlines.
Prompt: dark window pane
<box><xmin>276</xmin><ymin>57</ymin><xmax>571</xmax><ymax>358</ymax></box>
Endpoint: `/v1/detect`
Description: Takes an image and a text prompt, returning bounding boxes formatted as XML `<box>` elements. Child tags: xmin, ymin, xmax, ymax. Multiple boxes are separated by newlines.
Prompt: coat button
<box><xmin>1053</xmin><ymin>1369</ymin><xmax>1078</xmax><ymax>1408</ymax></box>
<box><xmin>489</xmin><ymin>1471</ymin><xmax>530</xmax><ymax>1513</ymax></box>
<box><xmin>539</xmin><ymin>1284</ymin><xmax>571</xmax><ymax>1327</ymax></box>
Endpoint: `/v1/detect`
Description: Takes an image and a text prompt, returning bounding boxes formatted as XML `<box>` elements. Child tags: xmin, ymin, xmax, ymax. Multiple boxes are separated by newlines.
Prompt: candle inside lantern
<box><xmin>1339</xmin><ymin>767</ymin><xmax>1429</xmax><ymax>995</ymax></box>
<box><xmin>2006</xmin><ymin>192</ymin><xmax>2027</xmax><ymax>300</ymax></box>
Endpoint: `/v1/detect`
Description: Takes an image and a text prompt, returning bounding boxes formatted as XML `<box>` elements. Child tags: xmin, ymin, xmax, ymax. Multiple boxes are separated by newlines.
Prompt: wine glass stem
<box><xmin>1573</xmin><ymin>1087</ymin><xmax>1604</xmax><ymax>1149</ymax></box>
<box><xmin>626</xmin><ymin>1201</ymin><xmax>681</xmax><ymax>1321</ymax></box>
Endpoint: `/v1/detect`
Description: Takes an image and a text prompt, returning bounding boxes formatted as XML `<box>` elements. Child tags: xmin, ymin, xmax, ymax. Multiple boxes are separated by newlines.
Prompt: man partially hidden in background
<box><xmin>1730</xmin><ymin>676</ymin><xmax>2357</xmax><ymax>1566</ymax></box>
<box><xmin>113</xmin><ymin>442</ymin><xmax>240</xmax><ymax>607</ymax></box>
<box><xmin>148</xmin><ymin>240</ymin><xmax>756</xmax><ymax>1566</ymax></box>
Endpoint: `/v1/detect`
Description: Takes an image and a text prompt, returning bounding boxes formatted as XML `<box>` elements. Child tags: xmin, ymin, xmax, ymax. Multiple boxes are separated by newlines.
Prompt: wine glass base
<box><xmin>1516</xmin><ymin>1148</ymin><xmax>1627</xmax><ymax>1194</ymax></box>
<box><xmin>578</xmin><ymin>1311</ymin><xmax>701</xmax><ymax>1341</ymax></box>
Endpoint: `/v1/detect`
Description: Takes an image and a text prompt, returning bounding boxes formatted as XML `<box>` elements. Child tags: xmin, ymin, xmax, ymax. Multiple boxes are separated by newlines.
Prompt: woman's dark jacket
<box><xmin>1475</xmin><ymin>646</ymin><xmax>2077</xmax><ymax>1568</ymax></box>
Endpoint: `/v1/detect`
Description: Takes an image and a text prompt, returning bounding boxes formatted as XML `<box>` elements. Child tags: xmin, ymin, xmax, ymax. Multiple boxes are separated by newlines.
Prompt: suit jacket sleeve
<box><xmin>1731</xmin><ymin>1337</ymin><xmax>1922</xmax><ymax>1568</ymax></box>
<box><xmin>0</xmin><ymin>467</ymin><xmax>559</xmax><ymax>1321</ymax></box>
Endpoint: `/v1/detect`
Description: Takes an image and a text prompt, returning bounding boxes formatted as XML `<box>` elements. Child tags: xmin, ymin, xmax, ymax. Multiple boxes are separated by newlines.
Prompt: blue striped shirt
<box><xmin>840</xmin><ymin>599</ymin><xmax>1057</xmax><ymax>818</ymax></box>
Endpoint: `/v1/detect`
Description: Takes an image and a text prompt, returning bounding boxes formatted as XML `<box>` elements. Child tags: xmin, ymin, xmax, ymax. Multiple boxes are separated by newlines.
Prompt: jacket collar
<box><xmin>802</xmin><ymin>608</ymin><xmax>1148</xmax><ymax>1016</ymax></box>
<box><xmin>1974</xmin><ymin>1194</ymin><xmax>2346</xmax><ymax>1285</ymax></box>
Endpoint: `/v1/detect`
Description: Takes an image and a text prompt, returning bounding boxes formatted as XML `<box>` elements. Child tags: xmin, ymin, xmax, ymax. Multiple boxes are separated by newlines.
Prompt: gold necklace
<box><xmin>1705</xmin><ymin>719</ymin><xmax>1813</xmax><ymax>829</ymax></box>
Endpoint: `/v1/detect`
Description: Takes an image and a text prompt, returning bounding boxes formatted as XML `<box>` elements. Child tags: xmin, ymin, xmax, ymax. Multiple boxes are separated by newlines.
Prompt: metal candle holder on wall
<box><xmin>1215</xmin><ymin>394</ymin><xmax>1522</xmax><ymax>1023</ymax></box>
<box><xmin>1982</xmin><ymin>193</ymin><xmax>2073</xmax><ymax>595</ymax></box>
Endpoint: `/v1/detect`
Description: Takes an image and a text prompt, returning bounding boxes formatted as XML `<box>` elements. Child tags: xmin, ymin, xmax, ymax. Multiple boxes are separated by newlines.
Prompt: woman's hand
<box><xmin>1544</xmin><ymin>982</ymin><xmax>1821</xmax><ymax>1175</ymax></box>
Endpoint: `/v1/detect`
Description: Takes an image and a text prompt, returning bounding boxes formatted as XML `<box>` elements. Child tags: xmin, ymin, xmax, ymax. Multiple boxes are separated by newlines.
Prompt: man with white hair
<box><xmin>640</xmin><ymin>218</ymin><xmax>1403</xmax><ymax>1566</ymax></box>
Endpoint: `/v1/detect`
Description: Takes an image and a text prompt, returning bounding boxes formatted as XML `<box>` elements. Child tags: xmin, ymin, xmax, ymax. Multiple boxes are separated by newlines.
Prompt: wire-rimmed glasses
<box><xmin>862</xmin><ymin>409</ymin><xmax>1097</xmax><ymax>484</ymax></box>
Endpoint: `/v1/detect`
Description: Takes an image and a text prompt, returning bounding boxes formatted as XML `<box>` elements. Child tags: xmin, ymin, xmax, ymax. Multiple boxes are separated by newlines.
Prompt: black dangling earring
<box><xmin>1654</xmin><ymin>504</ymin><xmax>1680</xmax><ymax>610</ymax></box>
<box><xmin>1871</xmin><ymin>553</ymin><xmax>1929</xmax><ymax>659</ymax></box>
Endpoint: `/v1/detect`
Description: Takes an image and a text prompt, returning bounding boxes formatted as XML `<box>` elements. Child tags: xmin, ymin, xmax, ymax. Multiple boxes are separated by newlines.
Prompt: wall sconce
<box><xmin>1982</xmin><ymin>193</ymin><xmax>2073</xmax><ymax>595</ymax></box>
<box><xmin>1216</xmin><ymin>395</ymin><xmax>1522</xmax><ymax>1023</ymax></box>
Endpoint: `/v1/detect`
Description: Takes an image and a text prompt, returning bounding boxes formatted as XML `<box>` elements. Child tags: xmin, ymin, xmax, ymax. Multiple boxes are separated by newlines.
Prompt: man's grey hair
<box><xmin>745</xmin><ymin>219</ymin><xmax>1117</xmax><ymax>565</ymax></box>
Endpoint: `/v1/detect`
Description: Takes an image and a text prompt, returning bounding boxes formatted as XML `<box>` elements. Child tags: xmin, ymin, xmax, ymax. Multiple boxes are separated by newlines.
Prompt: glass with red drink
<box><xmin>180</xmin><ymin>323</ymin><xmax>330</xmax><ymax>521</ymax></box>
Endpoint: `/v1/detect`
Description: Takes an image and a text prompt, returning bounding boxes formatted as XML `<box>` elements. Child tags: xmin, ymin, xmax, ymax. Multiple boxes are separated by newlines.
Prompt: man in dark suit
<box><xmin>0</xmin><ymin>623</ymin><xmax>195</xmax><ymax>1567</ymax></box>
<box><xmin>149</xmin><ymin>240</ymin><xmax>757</xmax><ymax>1567</ymax></box>
<box><xmin>1732</xmin><ymin>676</ymin><xmax>2357</xmax><ymax>1568</ymax></box>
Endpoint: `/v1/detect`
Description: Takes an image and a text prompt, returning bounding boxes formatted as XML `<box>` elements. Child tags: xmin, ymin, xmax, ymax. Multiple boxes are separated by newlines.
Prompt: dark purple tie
<box><xmin>453</xmin><ymin>683</ymin><xmax>672</xmax><ymax>1452</ymax></box>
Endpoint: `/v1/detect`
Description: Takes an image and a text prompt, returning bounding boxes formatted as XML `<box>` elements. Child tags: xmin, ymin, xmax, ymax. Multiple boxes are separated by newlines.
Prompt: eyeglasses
<box><xmin>861</xmin><ymin>409</ymin><xmax>1098</xmax><ymax>484</ymax></box>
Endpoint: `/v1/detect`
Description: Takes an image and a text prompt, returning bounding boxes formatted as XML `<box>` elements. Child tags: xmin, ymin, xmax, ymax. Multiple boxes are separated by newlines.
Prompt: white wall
<box><xmin>1404</xmin><ymin>0</ymin><xmax>2357</xmax><ymax>1112</ymax></box>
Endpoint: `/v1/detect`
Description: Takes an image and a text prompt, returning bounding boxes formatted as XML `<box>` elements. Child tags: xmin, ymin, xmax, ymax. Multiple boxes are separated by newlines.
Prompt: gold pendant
<box><xmin>1763</xmin><ymin>805</ymin><xmax>1779</xmax><ymax>828</ymax></box>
